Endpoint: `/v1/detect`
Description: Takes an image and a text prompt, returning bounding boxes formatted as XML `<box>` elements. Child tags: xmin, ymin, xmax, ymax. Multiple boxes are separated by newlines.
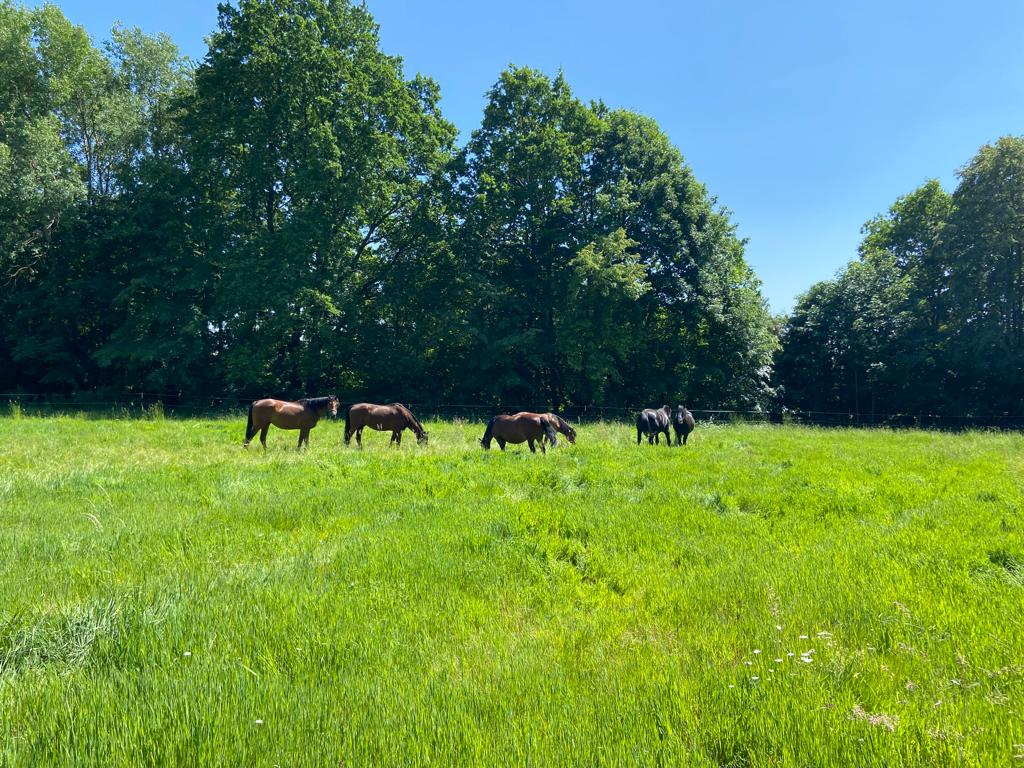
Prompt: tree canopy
<box><xmin>1</xmin><ymin>0</ymin><xmax>776</xmax><ymax>410</ymax></box>
<box><xmin>775</xmin><ymin>139</ymin><xmax>1024</xmax><ymax>418</ymax></box>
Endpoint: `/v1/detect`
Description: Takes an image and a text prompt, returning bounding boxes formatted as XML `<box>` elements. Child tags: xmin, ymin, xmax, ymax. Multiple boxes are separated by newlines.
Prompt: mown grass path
<box><xmin>1</xmin><ymin>418</ymin><xmax>1022</xmax><ymax>766</ymax></box>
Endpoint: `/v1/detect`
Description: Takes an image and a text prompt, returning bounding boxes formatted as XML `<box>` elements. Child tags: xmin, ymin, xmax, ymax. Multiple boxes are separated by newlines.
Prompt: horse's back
<box><xmin>254</xmin><ymin>398</ymin><xmax>297</xmax><ymax>414</ymax></box>
<box><xmin>350</xmin><ymin>402</ymin><xmax>409</xmax><ymax>430</ymax></box>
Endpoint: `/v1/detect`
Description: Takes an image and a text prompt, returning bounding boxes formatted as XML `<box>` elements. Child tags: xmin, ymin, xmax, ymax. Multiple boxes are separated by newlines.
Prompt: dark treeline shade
<box><xmin>775</xmin><ymin>139</ymin><xmax>1024</xmax><ymax>419</ymax></box>
<box><xmin>0</xmin><ymin>0</ymin><xmax>776</xmax><ymax>409</ymax></box>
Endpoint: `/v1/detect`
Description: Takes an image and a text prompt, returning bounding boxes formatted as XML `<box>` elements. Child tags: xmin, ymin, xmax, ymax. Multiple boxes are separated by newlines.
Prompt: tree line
<box><xmin>776</xmin><ymin>139</ymin><xmax>1024</xmax><ymax>419</ymax></box>
<box><xmin>0</xmin><ymin>0</ymin><xmax>775</xmax><ymax>410</ymax></box>
<box><xmin>1</xmin><ymin>0</ymin><xmax>1021</xmax><ymax>418</ymax></box>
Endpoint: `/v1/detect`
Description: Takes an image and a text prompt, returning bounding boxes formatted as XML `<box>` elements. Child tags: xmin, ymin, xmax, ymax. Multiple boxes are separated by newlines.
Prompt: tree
<box><xmin>450</xmin><ymin>68</ymin><xmax>602</xmax><ymax>405</ymax></box>
<box><xmin>450</xmin><ymin>69</ymin><xmax>777</xmax><ymax>408</ymax></box>
<box><xmin>946</xmin><ymin>137</ymin><xmax>1024</xmax><ymax>414</ymax></box>
<box><xmin>183</xmin><ymin>0</ymin><xmax>456</xmax><ymax>395</ymax></box>
<box><xmin>1</xmin><ymin>6</ymin><xmax>191</xmax><ymax>393</ymax></box>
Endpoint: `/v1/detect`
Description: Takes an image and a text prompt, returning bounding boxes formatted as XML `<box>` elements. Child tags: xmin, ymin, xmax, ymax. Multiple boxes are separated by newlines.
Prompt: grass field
<box><xmin>1</xmin><ymin>416</ymin><xmax>1022</xmax><ymax>766</ymax></box>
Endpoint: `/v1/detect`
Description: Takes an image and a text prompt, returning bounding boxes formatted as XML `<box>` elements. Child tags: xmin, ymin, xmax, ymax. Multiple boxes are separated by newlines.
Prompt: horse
<box><xmin>540</xmin><ymin>413</ymin><xmax>577</xmax><ymax>446</ymax></box>
<box><xmin>636</xmin><ymin>405</ymin><xmax>672</xmax><ymax>446</ymax></box>
<box><xmin>480</xmin><ymin>412</ymin><xmax>558</xmax><ymax>453</ymax></box>
<box><xmin>673</xmin><ymin>405</ymin><xmax>695</xmax><ymax>445</ymax></box>
<box><xmin>244</xmin><ymin>396</ymin><xmax>339</xmax><ymax>449</ymax></box>
<box><xmin>344</xmin><ymin>403</ymin><xmax>428</xmax><ymax>448</ymax></box>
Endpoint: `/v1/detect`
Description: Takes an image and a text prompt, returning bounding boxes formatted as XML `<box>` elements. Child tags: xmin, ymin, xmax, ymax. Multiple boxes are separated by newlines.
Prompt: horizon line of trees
<box><xmin>1</xmin><ymin>1</ymin><xmax>1021</xmax><ymax>417</ymax></box>
<box><xmin>776</xmin><ymin>138</ymin><xmax>1024</xmax><ymax>419</ymax></box>
<box><xmin>0</xmin><ymin>0</ymin><xmax>776</xmax><ymax>410</ymax></box>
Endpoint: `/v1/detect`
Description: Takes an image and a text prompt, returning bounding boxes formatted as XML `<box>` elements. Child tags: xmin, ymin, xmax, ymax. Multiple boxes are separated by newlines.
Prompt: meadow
<box><xmin>0</xmin><ymin>415</ymin><xmax>1022</xmax><ymax>766</ymax></box>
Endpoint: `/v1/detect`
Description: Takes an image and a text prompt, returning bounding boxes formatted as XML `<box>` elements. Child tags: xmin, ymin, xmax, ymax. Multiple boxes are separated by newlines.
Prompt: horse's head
<box><xmin>558</xmin><ymin>417</ymin><xmax>577</xmax><ymax>444</ymax></box>
<box><xmin>661</xmin><ymin>404</ymin><xmax>672</xmax><ymax>416</ymax></box>
<box><xmin>674</xmin><ymin>404</ymin><xmax>688</xmax><ymax>423</ymax></box>
<box><xmin>417</xmin><ymin>431</ymin><xmax>429</xmax><ymax>446</ymax></box>
<box><xmin>479</xmin><ymin>437</ymin><xmax>490</xmax><ymax>450</ymax></box>
<box><xmin>328</xmin><ymin>396</ymin><xmax>340</xmax><ymax>418</ymax></box>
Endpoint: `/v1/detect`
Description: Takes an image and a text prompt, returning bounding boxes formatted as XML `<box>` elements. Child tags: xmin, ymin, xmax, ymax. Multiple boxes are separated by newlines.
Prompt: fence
<box><xmin>1</xmin><ymin>392</ymin><xmax>1023</xmax><ymax>431</ymax></box>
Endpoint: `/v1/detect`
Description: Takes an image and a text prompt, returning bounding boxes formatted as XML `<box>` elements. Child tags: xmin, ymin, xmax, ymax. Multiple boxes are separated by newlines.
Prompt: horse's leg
<box><xmin>260</xmin><ymin>425</ymin><xmax>270</xmax><ymax>449</ymax></box>
<box><xmin>664</xmin><ymin>428</ymin><xmax>671</xmax><ymax>446</ymax></box>
<box><xmin>538</xmin><ymin>438</ymin><xmax>546</xmax><ymax>454</ymax></box>
<box><xmin>528</xmin><ymin>439</ymin><xmax>536</xmax><ymax>453</ymax></box>
<box><xmin>497</xmin><ymin>437</ymin><xmax>506</xmax><ymax>451</ymax></box>
<box><xmin>637</xmin><ymin>427</ymin><xmax>642</xmax><ymax>445</ymax></box>
<box><xmin>298</xmin><ymin>428</ymin><xmax>310</xmax><ymax>450</ymax></box>
<box><xmin>356</xmin><ymin>428</ymin><xmax>363</xmax><ymax>449</ymax></box>
<box><xmin>683</xmin><ymin>432</ymin><xmax>689</xmax><ymax>445</ymax></box>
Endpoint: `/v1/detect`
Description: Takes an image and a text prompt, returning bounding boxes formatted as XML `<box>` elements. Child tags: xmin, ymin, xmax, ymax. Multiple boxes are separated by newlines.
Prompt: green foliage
<box><xmin>0</xmin><ymin>1</ymin><xmax>776</xmax><ymax>408</ymax></box>
<box><xmin>1</xmin><ymin>418</ymin><xmax>1021</xmax><ymax>765</ymax></box>
<box><xmin>183</xmin><ymin>0</ymin><xmax>457</xmax><ymax>394</ymax></box>
<box><xmin>449</xmin><ymin>69</ymin><xmax>776</xmax><ymax>407</ymax></box>
<box><xmin>0</xmin><ymin>2</ymin><xmax>83</xmax><ymax>273</ymax></box>
<box><xmin>777</xmin><ymin>140</ymin><xmax>1024</xmax><ymax>417</ymax></box>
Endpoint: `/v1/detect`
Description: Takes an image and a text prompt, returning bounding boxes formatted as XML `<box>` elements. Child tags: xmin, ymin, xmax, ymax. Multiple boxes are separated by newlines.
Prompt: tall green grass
<box><xmin>1</xmin><ymin>417</ymin><xmax>1022</xmax><ymax>766</ymax></box>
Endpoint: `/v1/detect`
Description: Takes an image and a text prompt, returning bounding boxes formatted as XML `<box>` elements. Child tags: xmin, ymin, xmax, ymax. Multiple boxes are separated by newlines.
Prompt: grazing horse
<box><xmin>244</xmin><ymin>396</ymin><xmax>339</xmax><ymax>449</ymax></box>
<box><xmin>344</xmin><ymin>403</ymin><xmax>428</xmax><ymax>448</ymax></box>
<box><xmin>636</xmin><ymin>405</ymin><xmax>672</xmax><ymax>446</ymax></box>
<box><xmin>540</xmin><ymin>413</ymin><xmax>577</xmax><ymax>446</ymax></box>
<box><xmin>673</xmin><ymin>405</ymin><xmax>695</xmax><ymax>445</ymax></box>
<box><xmin>480</xmin><ymin>412</ymin><xmax>558</xmax><ymax>453</ymax></box>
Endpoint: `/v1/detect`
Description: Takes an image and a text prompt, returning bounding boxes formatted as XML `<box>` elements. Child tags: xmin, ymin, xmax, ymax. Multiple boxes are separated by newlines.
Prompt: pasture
<box><xmin>1</xmin><ymin>416</ymin><xmax>1022</xmax><ymax>766</ymax></box>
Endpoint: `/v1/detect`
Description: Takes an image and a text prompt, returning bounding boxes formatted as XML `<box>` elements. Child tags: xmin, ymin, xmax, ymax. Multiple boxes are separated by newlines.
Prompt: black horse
<box><xmin>673</xmin><ymin>405</ymin><xmax>695</xmax><ymax>445</ymax></box>
<box><xmin>636</xmin><ymin>405</ymin><xmax>672</xmax><ymax>445</ymax></box>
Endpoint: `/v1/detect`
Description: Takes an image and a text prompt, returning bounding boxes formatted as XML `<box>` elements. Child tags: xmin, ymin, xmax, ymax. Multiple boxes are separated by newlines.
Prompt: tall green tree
<box><xmin>2</xmin><ymin>6</ymin><xmax>190</xmax><ymax>393</ymax></box>
<box><xmin>450</xmin><ymin>68</ymin><xmax>776</xmax><ymax>408</ymax></box>
<box><xmin>184</xmin><ymin>0</ymin><xmax>456</xmax><ymax>395</ymax></box>
<box><xmin>946</xmin><ymin>136</ymin><xmax>1024</xmax><ymax>413</ymax></box>
<box><xmin>451</xmin><ymin>68</ymin><xmax>603</xmax><ymax>404</ymax></box>
<box><xmin>777</xmin><ymin>141</ymin><xmax>1024</xmax><ymax>419</ymax></box>
<box><xmin>592</xmin><ymin>109</ymin><xmax>777</xmax><ymax>407</ymax></box>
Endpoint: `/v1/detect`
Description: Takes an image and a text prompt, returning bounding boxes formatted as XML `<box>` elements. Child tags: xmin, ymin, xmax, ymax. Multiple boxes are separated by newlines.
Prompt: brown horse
<box><xmin>244</xmin><ymin>396</ymin><xmax>339</xmax><ymax>449</ymax></box>
<box><xmin>480</xmin><ymin>412</ymin><xmax>558</xmax><ymax>453</ymax></box>
<box><xmin>344</xmin><ymin>403</ymin><xmax>428</xmax><ymax>448</ymax></box>
<box><xmin>540</xmin><ymin>413</ymin><xmax>577</xmax><ymax>446</ymax></box>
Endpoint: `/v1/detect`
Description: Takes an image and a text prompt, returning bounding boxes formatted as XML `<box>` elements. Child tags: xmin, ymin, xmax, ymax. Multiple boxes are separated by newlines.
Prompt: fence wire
<box><xmin>1</xmin><ymin>392</ymin><xmax>1022</xmax><ymax>431</ymax></box>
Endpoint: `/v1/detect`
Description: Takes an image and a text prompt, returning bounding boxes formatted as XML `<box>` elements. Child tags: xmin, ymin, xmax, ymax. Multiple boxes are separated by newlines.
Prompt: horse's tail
<box><xmin>344</xmin><ymin>404</ymin><xmax>353</xmax><ymax>444</ymax></box>
<box><xmin>480</xmin><ymin>417</ymin><xmax>496</xmax><ymax>448</ymax></box>
<box><xmin>244</xmin><ymin>402</ymin><xmax>255</xmax><ymax>442</ymax></box>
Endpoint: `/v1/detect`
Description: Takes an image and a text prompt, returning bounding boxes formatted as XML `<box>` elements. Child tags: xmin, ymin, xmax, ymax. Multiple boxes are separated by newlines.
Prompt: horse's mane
<box><xmin>549</xmin><ymin>413</ymin><xmax>570</xmax><ymax>431</ymax></box>
<box><xmin>299</xmin><ymin>396</ymin><xmax>336</xmax><ymax>410</ymax></box>
<box><xmin>391</xmin><ymin>403</ymin><xmax>424</xmax><ymax>432</ymax></box>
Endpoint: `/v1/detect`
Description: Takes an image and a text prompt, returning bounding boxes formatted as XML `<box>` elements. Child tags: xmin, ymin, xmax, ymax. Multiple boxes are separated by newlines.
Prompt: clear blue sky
<box><xmin>33</xmin><ymin>0</ymin><xmax>1024</xmax><ymax>312</ymax></box>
